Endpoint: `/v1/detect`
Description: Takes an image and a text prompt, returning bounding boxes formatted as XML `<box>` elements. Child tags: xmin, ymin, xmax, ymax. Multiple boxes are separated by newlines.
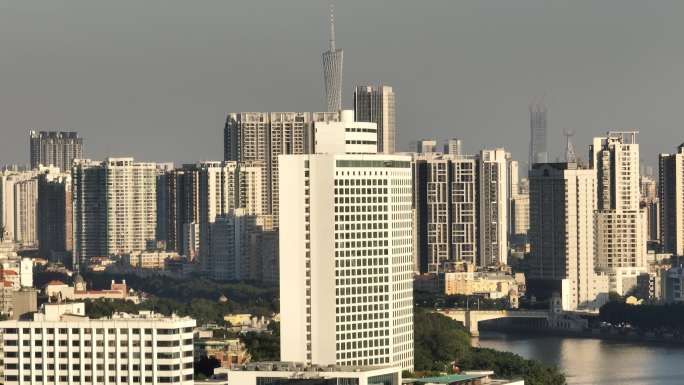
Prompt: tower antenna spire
<box><xmin>329</xmin><ymin>3</ymin><xmax>336</xmax><ymax>51</ymax></box>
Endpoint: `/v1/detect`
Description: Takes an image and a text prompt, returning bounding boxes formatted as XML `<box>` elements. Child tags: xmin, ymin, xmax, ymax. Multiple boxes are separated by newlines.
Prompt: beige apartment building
<box><xmin>529</xmin><ymin>162</ymin><xmax>609</xmax><ymax>310</ymax></box>
<box><xmin>590</xmin><ymin>132</ymin><xmax>647</xmax><ymax>294</ymax></box>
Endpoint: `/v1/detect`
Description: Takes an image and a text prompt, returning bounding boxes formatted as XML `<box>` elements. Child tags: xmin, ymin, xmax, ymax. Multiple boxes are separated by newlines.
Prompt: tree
<box><xmin>599</xmin><ymin>301</ymin><xmax>684</xmax><ymax>333</ymax></box>
<box><xmin>413</xmin><ymin>308</ymin><xmax>470</xmax><ymax>371</ymax></box>
<box><xmin>608</xmin><ymin>291</ymin><xmax>622</xmax><ymax>303</ymax></box>
<box><xmin>194</xmin><ymin>356</ymin><xmax>220</xmax><ymax>379</ymax></box>
<box><xmin>240</xmin><ymin>322</ymin><xmax>280</xmax><ymax>361</ymax></box>
<box><xmin>78</xmin><ymin>272</ymin><xmax>278</xmax><ymax>316</ymax></box>
<box><xmin>413</xmin><ymin>309</ymin><xmax>566</xmax><ymax>385</ymax></box>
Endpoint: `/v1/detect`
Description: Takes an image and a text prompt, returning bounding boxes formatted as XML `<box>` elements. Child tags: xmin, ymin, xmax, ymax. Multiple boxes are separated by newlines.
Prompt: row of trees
<box><xmin>84</xmin><ymin>297</ymin><xmax>237</xmax><ymax>326</ymax></box>
<box><xmin>83</xmin><ymin>272</ymin><xmax>279</xmax><ymax>316</ymax></box>
<box><xmin>414</xmin><ymin>290</ymin><xmax>509</xmax><ymax>310</ymax></box>
<box><xmin>34</xmin><ymin>270</ymin><xmax>279</xmax><ymax>318</ymax></box>
<box><xmin>413</xmin><ymin>309</ymin><xmax>566</xmax><ymax>385</ymax></box>
<box><xmin>599</xmin><ymin>301</ymin><xmax>684</xmax><ymax>333</ymax></box>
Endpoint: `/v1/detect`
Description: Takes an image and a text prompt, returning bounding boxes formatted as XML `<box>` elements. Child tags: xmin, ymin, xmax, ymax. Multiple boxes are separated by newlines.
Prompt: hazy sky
<box><xmin>0</xmin><ymin>0</ymin><xmax>683</xmax><ymax>173</ymax></box>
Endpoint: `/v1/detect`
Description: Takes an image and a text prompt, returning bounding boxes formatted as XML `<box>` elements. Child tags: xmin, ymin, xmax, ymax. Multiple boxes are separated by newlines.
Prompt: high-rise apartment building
<box><xmin>207</xmin><ymin>209</ymin><xmax>276</xmax><ymax>282</ymax></box>
<box><xmin>479</xmin><ymin>149</ymin><xmax>508</xmax><ymax>266</ymax></box>
<box><xmin>197</xmin><ymin>161</ymin><xmax>263</xmax><ymax>270</ymax></box>
<box><xmin>279</xmin><ymin>153</ymin><xmax>414</xmax><ymax>371</ymax></box>
<box><xmin>29</xmin><ymin>131</ymin><xmax>83</xmax><ymax>171</ymax></box>
<box><xmin>160</xmin><ymin>166</ymin><xmax>201</xmax><ymax>255</ymax></box>
<box><xmin>72</xmin><ymin>158</ymin><xmax>158</xmax><ymax>268</ymax></box>
<box><xmin>529</xmin><ymin>162</ymin><xmax>609</xmax><ymax>310</ymax></box>
<box><xmin>1</xmin><ymin>170</ymin><xmax>40</xmax><ymax>245</ymax></box>
<box><xmin>413</xmin><ymin>154</ymin><xmax>477</xmax><ymax>273</ymax></box>
<box><xmin>208</xmin><ymin>210</ymin><xmax>251</xmax><ymax>282</ymax></box>
<box><xmin>247</xmin><ymin>224</ymin><xmax>279</xmax><ymax>285</ymax></box>
<box><xmin>415</xmin><ymin>139</ymin><xmax>437</xmax><ymax>154</ymax></box>
<box><xmin>37</xmin><ymin>169</ymin><xmax>73</xmax><ymax>264</ymax></box>
<box><xmin>659</xmin><ymin>144</ymin><xmax>684</xmax><ymax>254</ymax></box>
<box><xmin>12</xmin><ymin>177</ymin><xmax>38</xmax><ymax>248</ymax></box>
<box><xmin>224</xmin><ymin>112</ymin><xmax>309</xmax><ymax>223</ymax></box>
<box><xmin>508</xmin><ymin>159</ymin><xmax>530</xmax><ymax>238</ymax></box>
<box><xmin>354</xmin><ymin>85</ymin><xmax>396</xmax><ymax>154</ymax></box>
<box><xmin>181</xmin><ymin>223</ymin><xmax>200</xmax><ymax>260</ymax></box>
<box><xmin>529</xmin><ymin>103</ymin><xmax>548</xmax><ymax>168</ymax></box>
<box><xmin>640</xmin><ymin>175</ymin><xmax>659</xmax><ymax>244</ymax></box>
<box><xmin>444</xmin><ymin>138</ymin><xmax>462</xmax><ymax>156</ymax></box>
<box><xmin>322</xmin><ymin>6</ymin><xmax>343</xmax><ymax>112</ymax></box>
<box><xmin>269</xmin><ymin>113</ymin><xmax>310</xmax><ymax>218</ymax></box>
<box><xmin>508</xmin><ymin>159</ymin><xmax>519</xmax><ymax>198</ymax></box>
<box><xmin>510</xmin><ymin>194</ymin><xmax>530</xmax><ymax>237</ymax></box>
<box><xmin>0</xmin><ymin>302</ymin><xmax>195</xmax><ymax>385</ymax></box>
<box><xmin>154</xmin><ymin>164</ymin><xmax>174</xmax><ymax>250</ymax></box>
<box><xmin>0</xmin><ymin>171</ymin><xmax>16</xmax><ymax>242</ymax></box>
<box><xmin>72</xmin><ymin>160</ymin><xmax>107</xmax><ymax>267</ymax></box>
<box><xmin>104</xmin><ymin>158</ymin><xmax>157</xmax><ymax>256</ymax></box>
<box><xmin>590</xmin><ymin>132</ymin><xmax>647</xmax><ymax>294</ymax></box>
<box><xmin>507</xmin><ymin>159</ymin><xmax>523</xmax><ymax>235</ymax></box>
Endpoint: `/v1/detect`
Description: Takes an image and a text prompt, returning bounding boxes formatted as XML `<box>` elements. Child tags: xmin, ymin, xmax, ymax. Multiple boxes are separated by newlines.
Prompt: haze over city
<box><xmin>1</xmin><ymin>0</ymin><xmax>683</xmax><ymax>169</ymax></box>
<box><xmin>4</xmin><ymin>1</ymin><xmax>684</xmax><ymax>385</ymax></box>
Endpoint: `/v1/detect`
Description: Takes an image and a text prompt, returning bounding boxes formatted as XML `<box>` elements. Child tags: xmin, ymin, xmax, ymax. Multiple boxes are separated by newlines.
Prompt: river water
<box><xmin>478</xmin><ymin>331</ymin><xmax>684</xmax><ymax>385</ymax></box>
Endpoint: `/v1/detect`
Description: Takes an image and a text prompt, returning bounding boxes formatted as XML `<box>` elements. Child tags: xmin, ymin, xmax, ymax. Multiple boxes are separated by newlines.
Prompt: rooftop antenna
<box><xmin>564</xmin><ymin>128</ymin><xmax>577</xmax><ymax>163</ymax></box>
<box><xmin>329</xmin><ymin>3</ymin><xmax>336</xmax><ymax>51</ymax></box>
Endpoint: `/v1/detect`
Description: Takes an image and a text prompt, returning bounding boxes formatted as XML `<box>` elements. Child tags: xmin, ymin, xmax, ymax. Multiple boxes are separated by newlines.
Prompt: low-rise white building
<box><xmin>0</xmin><ymin>302</ymin><xmax>195</xmax><ymax>385</ymax></box>
<box><xmin>123</xmin><ymin>250</ymin><xmax>180</xmax><ymax>270</ymax></box>
<box><xmin>0</xmin><ymin>254</ymin><xmax>33</xmax><ymax>289</ymax></box>
<box><xmin>221</xmin><ymin>362</ymin><xmax>401</xmax><ymax>385</ymax></box>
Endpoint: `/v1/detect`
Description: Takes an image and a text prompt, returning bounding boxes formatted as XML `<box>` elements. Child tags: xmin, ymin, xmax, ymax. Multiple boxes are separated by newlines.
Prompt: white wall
<box><xmin>278</xmin><ymin>155</ymin><xmax>308</xmax><ymax>363</ymax></box>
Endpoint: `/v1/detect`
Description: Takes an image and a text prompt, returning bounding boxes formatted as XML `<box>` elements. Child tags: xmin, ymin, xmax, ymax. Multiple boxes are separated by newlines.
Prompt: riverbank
<box><xmin>481</xmin><ymin>322</ymin><xmax>684</xmax><ymax>346</ymax></box>
<box><xmin>478</xmin><ymin>331</ymin><xmax>684</xmax><ymax>385</ymax></box>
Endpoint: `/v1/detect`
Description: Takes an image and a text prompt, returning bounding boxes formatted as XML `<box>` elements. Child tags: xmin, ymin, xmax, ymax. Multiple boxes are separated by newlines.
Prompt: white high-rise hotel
<box><xmin>590</xmin><ymin>132</ymin><xmax>647</xmax><ymax>294</ymax></box>
<box><xmin>279</xmin><ymin>154</ymin><xmax>414</xmax><ymax>371</ymax></box>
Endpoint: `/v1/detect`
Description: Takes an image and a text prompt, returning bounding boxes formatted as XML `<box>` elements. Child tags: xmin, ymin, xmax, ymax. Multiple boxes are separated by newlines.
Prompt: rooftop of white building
<box><xmin>228</xmin><ymin>361</ymin><xmax>398</xmax><ymax>373</ymax></box>
<box><xmin>6</xmin><ymin>302</ymin><xmax>194</xmax><ymax>324</ymax></box>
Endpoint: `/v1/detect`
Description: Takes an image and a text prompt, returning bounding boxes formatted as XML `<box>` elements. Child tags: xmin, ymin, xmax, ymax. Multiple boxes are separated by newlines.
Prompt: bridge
<box><xmin>437</xmin><ymin>309</ymin><xmax>550</xmax><ymax>337</ymax></box>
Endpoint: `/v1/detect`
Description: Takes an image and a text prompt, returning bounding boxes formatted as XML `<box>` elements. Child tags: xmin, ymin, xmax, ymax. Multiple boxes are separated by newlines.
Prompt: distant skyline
<box><xmin>0</xmin><ymin>0</ymin><xmax>683</xmax><ymax>172</ymax></box>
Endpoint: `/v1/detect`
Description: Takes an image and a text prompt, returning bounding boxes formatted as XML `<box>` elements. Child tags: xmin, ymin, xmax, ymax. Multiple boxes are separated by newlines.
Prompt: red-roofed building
<box><xmin>0</xmin><ymin>269</ymin><xmax>20</xmax><ymax>289</ymax></box>
<box><xmin>45</xmin><ymin>278</ymin><xmax>138</xmax><ymax>304</ymax></box>
<box><xmin>0</xmin><ymin>280</ymin><xmax>13</xmax><ymax>314</ymax></box>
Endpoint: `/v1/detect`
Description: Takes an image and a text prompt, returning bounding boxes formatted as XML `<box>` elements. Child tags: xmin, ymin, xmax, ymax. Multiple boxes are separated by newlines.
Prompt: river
<box><xmin>478</xmin><ymin>331</ymin><xmax>684</xmax><ymax>385</ymax></box>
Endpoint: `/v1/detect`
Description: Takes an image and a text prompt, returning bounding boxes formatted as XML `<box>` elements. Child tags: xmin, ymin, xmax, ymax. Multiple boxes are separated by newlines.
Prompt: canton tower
<box><xmin>322</xmin><ymin>4</ymin><xmax>343</xmax><ymax>112</ymax></box>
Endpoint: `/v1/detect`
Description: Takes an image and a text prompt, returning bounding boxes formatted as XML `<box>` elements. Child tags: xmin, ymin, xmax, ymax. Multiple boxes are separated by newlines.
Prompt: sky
<box><xmin>0</xmin><ymin>0</ymin><xmax>683</xmax><ymax>173</ymax></box>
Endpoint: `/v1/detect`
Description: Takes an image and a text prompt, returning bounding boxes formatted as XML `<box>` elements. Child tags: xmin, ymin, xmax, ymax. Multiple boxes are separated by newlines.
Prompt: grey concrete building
<box><xmin>354</xmin><ymin>85</ymin><xmax>396</xmax><ymax>154</ymax></box>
